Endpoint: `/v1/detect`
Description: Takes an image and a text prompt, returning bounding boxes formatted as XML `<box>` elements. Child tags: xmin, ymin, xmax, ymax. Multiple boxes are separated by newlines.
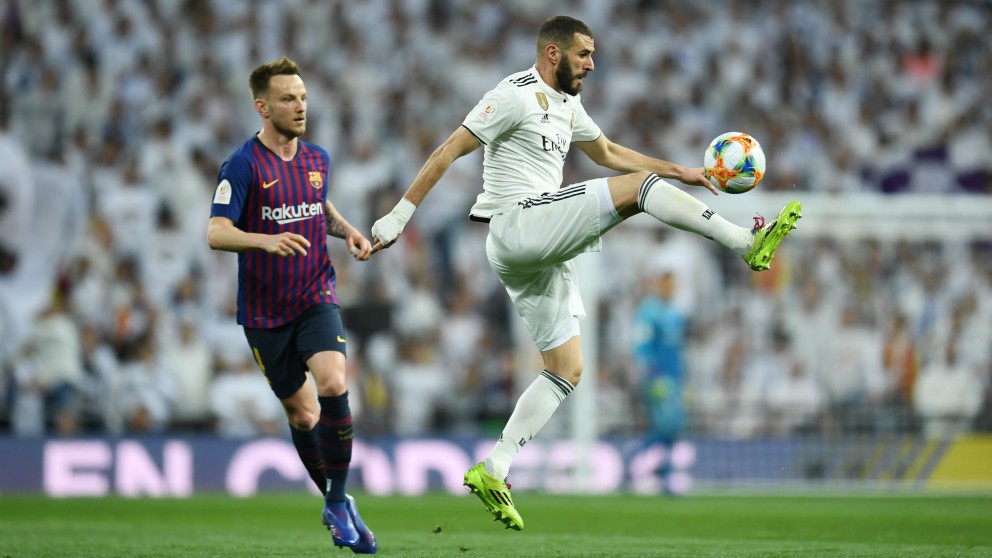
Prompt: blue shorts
<box><xmin>243</xmin><ymin>303</ymin><xmax>347</xmax><ymax>399</ymax></box>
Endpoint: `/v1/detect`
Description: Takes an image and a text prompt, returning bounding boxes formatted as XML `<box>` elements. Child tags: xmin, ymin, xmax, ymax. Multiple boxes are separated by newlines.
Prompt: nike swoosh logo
<box><xmin>262</xmin><ymin>179</ymin><xmax>278</xmax><ymax>189</ymax></box>
<box><xmin>337</xmin><ymin>336</ymin><xmax>346</xmax><ymax>343</ymax></box>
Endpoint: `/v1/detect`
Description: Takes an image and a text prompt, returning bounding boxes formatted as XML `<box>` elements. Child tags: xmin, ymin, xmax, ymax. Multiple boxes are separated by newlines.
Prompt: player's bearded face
<box><xmin>265</xmin><ymin>75</ymin><xmax>307</xmax><ymax>138</ymax></box>
<box><xmin>270</xmin><ymin>98</ymin><xmax>306</xmax><ymax>138</ymax></box>
<box><xmin>272</xmin><ymin>109</ymin><xmax>305</xmax><ymax>138</ymax></box>
<box><xmin>556</xmin><ymin>35</ymin><xmax>594</xmax><ymax>96</ymax></box>
<box><xmin>556</xmin><ymin>59</ymin><xmax>583</xmax><ymax>96</ymax></box>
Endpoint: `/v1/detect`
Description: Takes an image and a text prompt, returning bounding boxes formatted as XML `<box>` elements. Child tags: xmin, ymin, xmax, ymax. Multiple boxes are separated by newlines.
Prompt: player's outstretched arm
<box><xmin>370</xmin><ymin>126</ymin><xmax>480</xmax><ymax>254</ymax></box>
<box><xmin>575</xmin><ymin>134</ymin><xmax>717</xmax><ymax>194</ymax></box>
<box><xmin>207</xmin><ymin>216</ymin><xmax>310</xmax><ymax>257</ymax></box>
<box><xmin>324</xmin><ymin>201</ymin><xmax>372</xmax><ymax>261</ymax></box>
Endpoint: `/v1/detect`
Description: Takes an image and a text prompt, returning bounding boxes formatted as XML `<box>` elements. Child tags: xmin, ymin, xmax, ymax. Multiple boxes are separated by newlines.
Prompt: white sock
<box><xmin>485</xmin><ymin>371</ymin><xmax>574</xmax><ymax>479</ymax></box>
<box><xmin>638</xmin><ymin>174</ymin><xmax>752</xmax><ymax>255</ymax></box>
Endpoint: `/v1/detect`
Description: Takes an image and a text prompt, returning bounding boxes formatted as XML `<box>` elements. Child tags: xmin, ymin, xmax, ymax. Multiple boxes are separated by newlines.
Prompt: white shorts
<box><xmin>485</xmin><ymin>178</ymin><xmax>621</xmax><ymax>351</ymax></box>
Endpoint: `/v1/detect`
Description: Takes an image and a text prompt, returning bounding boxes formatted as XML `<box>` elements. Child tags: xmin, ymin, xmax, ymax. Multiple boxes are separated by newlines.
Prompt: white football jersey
<box><xmin>463</xmin><ymin>66</ymin><xmax>602</xmax><ymax>219</ymax></box>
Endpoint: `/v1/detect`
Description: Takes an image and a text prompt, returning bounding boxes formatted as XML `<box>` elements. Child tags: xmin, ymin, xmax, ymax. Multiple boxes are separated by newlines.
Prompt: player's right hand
<box><xmin>370</xmin><ymin>198</ymin><xmax>417</xmax><ymax>254</ymax></box>
<box><xmin>370</xmin><ymin>213</ymin><xmax>404</xmax><ymax>254</ymax></box>
<box><xmin>264</xmin><ymin>232</ymin><xmax>310</xmax><ymax>257</ymax></box>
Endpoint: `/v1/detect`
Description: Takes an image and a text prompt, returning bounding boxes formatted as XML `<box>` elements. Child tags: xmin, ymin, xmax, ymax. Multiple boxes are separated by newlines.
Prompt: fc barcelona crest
<box><xmin>535</xmin><ymin>92</ymin><xmax>549</xmax><ymax>111</ymax></box>
<box><xmin>308</xmin><ymin>171</ymin><xmax>323</xmax><ymax>189</ymax></box>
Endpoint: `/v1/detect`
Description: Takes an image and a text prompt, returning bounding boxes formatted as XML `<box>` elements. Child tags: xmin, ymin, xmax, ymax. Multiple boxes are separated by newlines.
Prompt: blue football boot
<box><xmin>345</xmin><ymin>494</ymin><xmax>377</xmax><ymax>554</ymax></box>
<box><xmin>322</xmin><ymin>500</ymin><xmax>359</xmax><ymax>548</ymax></box>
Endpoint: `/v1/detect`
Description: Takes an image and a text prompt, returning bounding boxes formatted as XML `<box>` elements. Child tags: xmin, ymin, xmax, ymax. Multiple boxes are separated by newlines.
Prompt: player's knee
<box><xmin>553</xmin><ymin>362</ymin><xmax>583</xmax><ymax>387</ymax></box>
<box><xmin>566</xmin><ymin>369</ymin><xmax>583</xmax><ymax>387</ymax></box>
<box><xmin>608</xmin><ymin>171</ymin><xmax>649</xmax><ymax>193</ymax></box>
<box><xmin>629</xmin><ymin>170</ymin><xmax>653</xmax><ymax>184</ymax></box>
<box><xmin>314</xmin><ymin>373</ymin><xmax>347</xmax><ymax>398</ymax></box>
<box><xmin>288</xmin><ymin>408</ymin><xmax>318</xmax><ymax>431</ymax></box>
<box><xmin>608</xmin><ymin>171</ymin><xmax>652</xmax><ymax>217</ymax></box>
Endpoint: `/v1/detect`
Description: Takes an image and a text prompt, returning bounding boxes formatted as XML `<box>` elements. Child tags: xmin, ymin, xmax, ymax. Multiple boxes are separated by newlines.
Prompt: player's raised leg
<box><xmin>608</xmin><ymin>171</ymin><xmax>801</xmax><ymax>270</ymax></box>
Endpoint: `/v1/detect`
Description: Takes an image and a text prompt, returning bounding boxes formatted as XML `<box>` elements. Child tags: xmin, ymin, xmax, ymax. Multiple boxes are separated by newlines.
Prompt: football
<box><xmin>703</xmin><ymin>132</ymin><xmax>766</xmax><ymax>194</ymax></box>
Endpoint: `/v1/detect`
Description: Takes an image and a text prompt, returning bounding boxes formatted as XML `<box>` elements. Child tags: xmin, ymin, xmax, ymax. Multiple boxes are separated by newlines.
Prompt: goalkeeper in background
<box><xmin>632</xmin><ymin>268</ymin><xmax>688</xmax><ymax>495</ymax></box>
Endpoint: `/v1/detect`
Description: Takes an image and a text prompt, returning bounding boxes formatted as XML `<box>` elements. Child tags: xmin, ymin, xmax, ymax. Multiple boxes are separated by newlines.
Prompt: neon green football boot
<box><xmin>463</xmin><ymin>462</ymin><xmax>524</xmax><ymax>531</ymax></box>
<box><xmin>744</xmin><ymin>201</ymin><xmax>802</xmax><ymax>271</ymax></box>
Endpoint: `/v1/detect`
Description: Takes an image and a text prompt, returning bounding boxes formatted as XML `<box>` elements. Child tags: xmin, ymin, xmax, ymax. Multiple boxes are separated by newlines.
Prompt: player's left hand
<box><xmin>345</xmin><ymin>229</ymin><xmax>373</xmax><ymax>261</ymax></box>
<box><xmin>681</xmin><ymin>166</ymin><xmax>719</xmax><ymax>195</ymax></box>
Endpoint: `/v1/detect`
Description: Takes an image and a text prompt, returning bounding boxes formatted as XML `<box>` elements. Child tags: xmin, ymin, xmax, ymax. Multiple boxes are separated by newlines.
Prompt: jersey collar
<box><xmin>254</xmin><ymin>133</ymin><xmax>300</xmax><ymax>162</ymax></box>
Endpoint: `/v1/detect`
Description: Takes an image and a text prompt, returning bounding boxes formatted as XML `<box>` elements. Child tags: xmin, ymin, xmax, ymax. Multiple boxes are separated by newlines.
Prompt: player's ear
<box><xmin>255</xmin><ymin>98</ymin><xmax>269</xmax><ymax>118</ymax></box>
<box><xmin>546</xmin><ymin>44</ymin><xmax>559</xmax><ymax>66</ymax></box>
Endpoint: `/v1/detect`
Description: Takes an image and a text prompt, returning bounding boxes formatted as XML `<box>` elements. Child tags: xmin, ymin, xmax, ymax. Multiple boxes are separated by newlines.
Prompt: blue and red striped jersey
<box><xmin>210</xmin><ymin>135</ymin><xmax>338</xmax><ymax>328</ymax></box>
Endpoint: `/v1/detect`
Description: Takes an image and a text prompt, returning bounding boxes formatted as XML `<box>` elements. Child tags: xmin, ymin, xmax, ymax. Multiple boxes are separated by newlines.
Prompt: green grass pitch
<box><xmin>1</xmin><ymin>492</ymin><xmax>989</xmax><ymax>557</ymax></box>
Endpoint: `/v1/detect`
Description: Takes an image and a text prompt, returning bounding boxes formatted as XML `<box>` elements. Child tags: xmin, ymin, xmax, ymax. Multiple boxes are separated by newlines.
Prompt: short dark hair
<box><xmin>249</xmin><ymin>56</ymin><xmax>301</xmax><ymax>99</ymax></box>
<box><xmin>537</xmin><ymin>16</ymin><xmax>594</xmax><ymax>52</ymax></box>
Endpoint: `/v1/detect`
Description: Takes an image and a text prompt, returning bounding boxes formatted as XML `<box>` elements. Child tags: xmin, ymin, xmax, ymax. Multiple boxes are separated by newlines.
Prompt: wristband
<box><xmin>391</xmin><ymin>197</ymin><xmax>416</xmax><ymax>225</ymax></box>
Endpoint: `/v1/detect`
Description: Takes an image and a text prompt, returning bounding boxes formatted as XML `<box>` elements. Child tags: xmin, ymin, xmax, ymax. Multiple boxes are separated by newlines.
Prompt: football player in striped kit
<box><xmin>372</xmin><ymin>16</ymin><xmax>801</xmax><ymax>530</ymax></box>
<box><xmin>208</xmin><ymin>57</ymin><xmax>376</xmax><ymax>554</ymax></box>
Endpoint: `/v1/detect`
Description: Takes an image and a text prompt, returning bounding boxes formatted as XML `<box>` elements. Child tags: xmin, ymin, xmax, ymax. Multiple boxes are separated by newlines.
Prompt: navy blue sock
<box><xmin>290</xmin><ymin>425</ymin><xmax>325</xmax><ymax>493</ymax></box>
<box><xmin>317</xmin><ymin>391</ymin><xmax>353</xmax><ymax>503</ymax></box>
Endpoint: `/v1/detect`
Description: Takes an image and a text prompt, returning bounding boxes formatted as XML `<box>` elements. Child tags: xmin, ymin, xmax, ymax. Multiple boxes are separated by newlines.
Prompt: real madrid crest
<box><xmin>309</xmin><ymin>171</ymin><xmax>323</xmax><ymax>189</ymax></box>
<box><xmin>535</xmin><ymin>92</ymin><xmax>549</xmax><ymax>111</ymax></box>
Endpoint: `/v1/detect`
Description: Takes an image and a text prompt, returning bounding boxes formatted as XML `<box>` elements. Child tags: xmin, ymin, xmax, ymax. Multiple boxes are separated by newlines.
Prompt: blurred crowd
<box><xmin>0</xmin><ymin>0</ymin><xmax>989</xmax><ymax>439</ymax></box>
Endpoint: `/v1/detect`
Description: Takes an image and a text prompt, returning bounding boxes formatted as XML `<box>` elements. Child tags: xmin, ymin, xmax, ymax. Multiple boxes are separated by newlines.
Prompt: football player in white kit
<box><xmin>371</xmin><ymin>15</ymin><xmax>801</xmax><ymax>530</ymax></box>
